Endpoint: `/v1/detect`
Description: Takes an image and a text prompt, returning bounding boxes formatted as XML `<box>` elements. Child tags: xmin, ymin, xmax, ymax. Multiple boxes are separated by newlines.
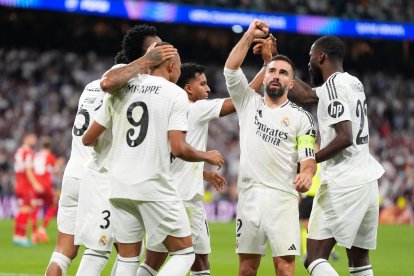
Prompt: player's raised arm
<box><xmin>169</xmin><ymin>130</ymin><xmax>224</xmax><ymax>169</ymax></box>
<box><xmin>248</xmin><ymin>34</ymin><xmax>278</xmax><ymax>92</ymax></box>
<box><xmin>100</xmin><ymin>44</ymin><xmax>177</xmax><ymax>94</ymax></box>
<box><xmin>225</xmin><ymin>19</ymin><xmax>269</xmax><ymax>70</ymax></box>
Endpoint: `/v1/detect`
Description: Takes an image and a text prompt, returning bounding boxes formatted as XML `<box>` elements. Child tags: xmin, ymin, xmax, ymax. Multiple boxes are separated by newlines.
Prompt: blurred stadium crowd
<box><xmin>154</xmin><ymin>0</ymin><xmax>414</xmax><ymax>22</ymax></box>
<box><xmin>0</xmin><ymin>5</ymin><xmax>413</xmax><ymax>223</ymax></box>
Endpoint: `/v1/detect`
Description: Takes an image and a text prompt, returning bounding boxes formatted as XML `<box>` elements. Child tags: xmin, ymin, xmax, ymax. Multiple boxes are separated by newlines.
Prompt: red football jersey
<box><xmin>33</xmin><ymin>149</ymin><xmax>56</xmax><ymax>189</ymax></box>
<box><xmin>14</xmin><ymin>146</ymin><xmax>34</xmax><ymax>192</ymax></box>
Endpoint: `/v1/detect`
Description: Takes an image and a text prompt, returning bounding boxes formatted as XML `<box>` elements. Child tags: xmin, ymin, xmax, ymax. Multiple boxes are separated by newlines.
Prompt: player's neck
<box><xmin>151</xmin><ymin>68</ymin><xmax>171</xmax><ymax>82</ymax></box>
<box><xmin>323</xmin><ymin>64</ymin><xmax>343</xmax><ymax>82</ymax></box>
<box><xmin>264</xmin><ymin>94</ymin><xmax>288</xmax><ymax>109</ymax></box>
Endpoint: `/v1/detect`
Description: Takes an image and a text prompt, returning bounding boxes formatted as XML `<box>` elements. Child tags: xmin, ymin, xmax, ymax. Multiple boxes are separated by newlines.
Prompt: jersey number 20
<box><xmin>126</xmin><ymin>101</ymin><xmax>149</xmax><ymax>147</ymax></box>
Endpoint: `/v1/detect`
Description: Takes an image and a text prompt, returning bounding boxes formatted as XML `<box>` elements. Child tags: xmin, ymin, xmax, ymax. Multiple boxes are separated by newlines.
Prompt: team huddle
<box><xmin>15</xmin><ymin>19</ymin><xmax>383</xmax><ymax>276</ymax></box>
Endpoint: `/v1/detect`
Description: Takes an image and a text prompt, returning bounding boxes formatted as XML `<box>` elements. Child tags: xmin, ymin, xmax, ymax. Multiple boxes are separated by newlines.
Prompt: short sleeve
<box><xmin>94</xmin><ymin>94</ymin><xmax>112</xmax><ymax>128</ymax></box>
<box><xmin>224</xmin><ymin>67</ymin><xmax>255</xmax><ymax>113</ymax></box>
<box><xmin>168</xmin><ymin>89</ymin><xmax>189</xmax><ymax>131</ymax></box>
<box><xmin>319</xmin><ymin>77</ymin><xmax>351</xmax><ymax>127</ymax></box>
<box><xmin>194</xmin><ymin>98</ymin><xmax>225</xmax><ymax>124</ymax></box>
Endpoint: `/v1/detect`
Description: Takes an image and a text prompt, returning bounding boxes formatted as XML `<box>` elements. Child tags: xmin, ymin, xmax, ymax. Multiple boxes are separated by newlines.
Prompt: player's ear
<box><xmin>288</xmin><ymin>78</ymin><xmax>295</xmax><ymax>90</ymax></box>
<box><xmin>168</xmin><ymin>59</ymin><xmax>176</xmax><ymax>73</ymax></box>
<box><xmin>319</xmin><ymin>51</ymin><xmax>326</xmax><ymax>64</ymax></box>
<box><xmin>184</xmin><ymin>83</ymin><xmax>192</xmax><ymax>95</ymax></box>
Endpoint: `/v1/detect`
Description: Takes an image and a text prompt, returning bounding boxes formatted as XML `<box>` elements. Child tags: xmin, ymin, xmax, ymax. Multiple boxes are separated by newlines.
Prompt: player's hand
<box><xmin>246</xmin><ymin>19</ymin><xmax>269</xmax><ymax>38</ymax></box>
<box><xmin>144</xmin><ymin>42</ymin><xmax>177</xmax><ymax>67</ymax></box>
<box><xmin>33</xmin><ymin>182</ymin><xmax>44</xmax><ymax>194</ymax></box>
<box><xmin>205</xmin><ymin>150</ymin><xmax>224</xmax><ymax>169</ymax></box>
<box><xmin>204</xmin><ymin>171</ymin><xmax>227</xmax><ymax>191</ymax></box>
<box><xmin>294</xmin><ymin>172</ymin><xmax>312</xmax><ymax>193</ymax></box>
<box><xmin>253</xmin><ymin>34</ymin><xmax>278</xmax><ymax>64</ymax></box>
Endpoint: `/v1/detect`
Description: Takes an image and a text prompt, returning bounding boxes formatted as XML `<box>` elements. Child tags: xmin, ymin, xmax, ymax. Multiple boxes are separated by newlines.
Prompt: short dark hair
<box><xmin>177</xmin><ymin>63</ymin><xmax>205</xmax><ymax>89</ymax></box>
<box><xmin>114</xmin><ymin>50</ymin><xmax>129</xmax><ymax>65</ymax></box>
<box><xmin>314</xmin><ymin>35</ymin><xmax>345</xmax><ymax>62</ymax></box>
<box><xmin>122</xmin><ymin>24</ymin><xmax>157</xmax><ymax>63</ymax></box>
<box><xmin>270</xmin><ymin>54</ymin><xmax>296</xmax><ymax>77</ymax></box>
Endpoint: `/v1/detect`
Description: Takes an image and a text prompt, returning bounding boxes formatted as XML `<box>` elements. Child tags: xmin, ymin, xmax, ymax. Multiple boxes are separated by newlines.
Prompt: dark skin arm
<box><xmin>289</xmin><ymin>77</ymin><xmax>319</xmax><ymax>105</ymax></box>
<box><xmin>100</xmin><ymin>44</ymin><xmax>177</xmax><ymax>94</ymax></box>
<box><xmin>316</xmin><ymin>120</ymin><xmax>353</xmax><ymax>163</ymax></box>
<box><xmin>82</xmin><ymin>121</ymin><xmax>106</xmax><ymax>146</ymax></box>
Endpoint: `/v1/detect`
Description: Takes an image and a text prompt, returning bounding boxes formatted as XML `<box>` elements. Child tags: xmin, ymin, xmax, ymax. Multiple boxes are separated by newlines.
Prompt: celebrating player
<box><xmin>45</xmin><ymin>27</ymin><xmax>175</xmax><ymax>276</ymax></box>
<box><xmin>224</xmin><ymin>19</ymin><xmax>317</xmax><ymax>276</ymax></box>
<box><xmin>289</xmin><ymin>35</ymin><xmax>384</xmax><ymax>276</ymax></box>
<box><xmin>83</xmin><ymin>42</ymin><xmax>224</xmax><ymax>276</ymax></box>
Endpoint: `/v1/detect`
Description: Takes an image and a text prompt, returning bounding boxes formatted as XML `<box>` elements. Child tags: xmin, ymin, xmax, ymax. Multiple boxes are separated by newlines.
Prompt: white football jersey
<box><xmin>224</xmin><ymin>68</ymin><xmax>316</xmax><ymax>197</ymax></box>
<box><xmin>95</xmin><ymin>74</ymin><xmax>189</xmax><ymax>201</ymax></box>
<box><xmin>63</xmin><ymin>79</ymin><xmax>106</xmax><ymax>179</ymax></box>
<box><xmin>315</xmin><ymin>72</ymin><xmax>384</xmax><ymax>185</ymax></box>
<box><xmin>173</xmin><ymin>99</ymin><xmax>225</xmax><ymax>201</ymax></box>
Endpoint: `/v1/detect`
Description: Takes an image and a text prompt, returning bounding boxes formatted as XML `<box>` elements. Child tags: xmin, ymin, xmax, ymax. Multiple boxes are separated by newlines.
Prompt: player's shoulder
<box><xmin>193</xmin><ymin>98</ymin><xmax>222</xmax><ymax>108</ymax></box>
<box><xmin>83</xmin><ymin>79</ymin><xmax>103</xmax><ymax>93</ymax></box>
<box><xmin>285</xmin><ymin>101</ymin><xmax>314</xmax><ymax>123</ymax></box>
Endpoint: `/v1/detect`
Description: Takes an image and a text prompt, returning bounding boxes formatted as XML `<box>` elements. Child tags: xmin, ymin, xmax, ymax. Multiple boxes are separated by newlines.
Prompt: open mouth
<box><xmin>269</xmin><ymin>81</ymin><xmax>281</xmax><ymax>88</ymax></box>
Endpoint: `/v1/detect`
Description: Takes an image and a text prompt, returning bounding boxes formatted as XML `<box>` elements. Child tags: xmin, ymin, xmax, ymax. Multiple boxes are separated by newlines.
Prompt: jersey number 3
<box><xmin>126</xmin><ymin>101</ymin><xmax>149</xmax><ymax>147</ymax></box>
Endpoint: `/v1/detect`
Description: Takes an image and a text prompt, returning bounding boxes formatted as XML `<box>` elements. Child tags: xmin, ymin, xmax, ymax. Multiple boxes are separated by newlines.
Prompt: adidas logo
<box><xmin>288</xmin><ymin>244</ymin><xmax>297</xmax><ymax>251</ymax></box>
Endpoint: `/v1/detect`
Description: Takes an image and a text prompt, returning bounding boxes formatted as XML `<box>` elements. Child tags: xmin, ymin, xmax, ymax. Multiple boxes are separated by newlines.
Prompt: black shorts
<box><xmin>299</xmin><ymin>196</ymin><xmax>314</xmax><ymax>219</ymax></box>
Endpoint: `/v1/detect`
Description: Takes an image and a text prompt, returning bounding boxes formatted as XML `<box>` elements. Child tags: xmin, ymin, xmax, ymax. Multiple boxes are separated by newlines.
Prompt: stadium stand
<box><xmin>152</xmin><ymin>0</ymin><xmax>414</xmax><ymax>22</ymax></box>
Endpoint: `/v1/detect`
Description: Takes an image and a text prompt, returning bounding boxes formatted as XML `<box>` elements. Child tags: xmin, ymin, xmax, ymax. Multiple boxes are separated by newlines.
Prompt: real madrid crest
<box><xmin>280</xmin><ymin>117</ymin><xmax>290</xmax><ymax>127</ymax></box>
<box><xmin>99</xmin><ymin>235</ymin><xmax>107</xmax><ymax>246</ymax></box>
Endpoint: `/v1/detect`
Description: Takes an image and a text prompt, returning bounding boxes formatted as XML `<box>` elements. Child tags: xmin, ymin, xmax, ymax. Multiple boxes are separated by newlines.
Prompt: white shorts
<box><xmin>147</xmin><ymin>198</ymin><xmax>211</xmax><ymax>254</ymax></box>
<box><xmin>110</xmin><ymin>198</ymin><xmax>191</xmax><ymax>247</ymax></box>
<box><xmin>57</xmin><ymin>177</ymin><xmax>80</xmax><ymax>235</ymax></box>
<box><xmin>236</xmin><ymin>186</ymin><xmax>300</xmax><ymax>256</ymax></box>
<box><xmin>74</xmin><ymin>168</ymin><xmax>114</xmax><ymax>252</ymax></box>
<box><xmin>307</xmin><ymin>180</ymin><xmax>379</xmax><ymax>250</ymax></box>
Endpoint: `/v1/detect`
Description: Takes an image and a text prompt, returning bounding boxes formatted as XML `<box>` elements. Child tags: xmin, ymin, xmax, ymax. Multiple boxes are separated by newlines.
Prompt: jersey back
<box><xmin>316</xmin><ymin>72</ymin><xmax>384</xmax><ymax>185</ymax></box>
<box><xmin>63</xmin><ymin>79</ymin><xmax>106</xmax><ymax>179</ymax></box>
<box><xmin>95</xmin><ymin>74</ymin><xmax>189</xmax><ymax>201</ymax></box>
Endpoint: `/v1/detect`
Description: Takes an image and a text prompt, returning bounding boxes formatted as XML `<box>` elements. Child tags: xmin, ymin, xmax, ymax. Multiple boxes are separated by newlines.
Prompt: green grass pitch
<box><xmin>0</xmin><ymin>219</ymin><xmax>413</xmax><ymax>275</ymax></box>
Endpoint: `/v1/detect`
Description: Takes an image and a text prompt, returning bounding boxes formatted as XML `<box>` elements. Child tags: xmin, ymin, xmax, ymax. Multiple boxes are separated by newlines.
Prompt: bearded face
<box><xmin>265</xmin><ymin>80</ymin><xmax>286</xmax><ymax>99</ymax></box>
<box><xmin>309</xmin><ymin>63</ymin><xmax>324</xmax><ymax>87</ymax></box>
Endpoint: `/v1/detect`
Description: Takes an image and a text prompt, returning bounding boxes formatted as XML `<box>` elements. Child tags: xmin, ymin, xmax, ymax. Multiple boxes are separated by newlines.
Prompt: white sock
<box><xmin>136</xmin><ymin>263</ymin><xmax>157</xmax><ymax>276</ymax></box>
<box><xmin>76</xmin><ymin>249</ymin><xmax>109</xmax><ymax>276</ymax></box>
<box><xmin>307</xmin><ymin>258</ymin><xmax>339</xmax><ymax>276</ymax></box>
<box><xmin>115</xmin><ymin>255</ymin><xmax>140</xmax><ymax>276</ymax></box>
<box><xmin>111</xmin><ymin>257</ymin><xmax>118</xmax><ymax>276</ymax></box>
<box><xmin>47</xmin><ymin>252</ymin><xmax>72</xmax><ymax>276</ymax></box>
<box><xmin>349</xmin><ymin>265</ymin><xmax>373</xmax><ymax>276</ymax></box>
<box><xmin>158</xmin><ymin>247</ymin><xmax>195</xmax><ymax>276</ymax></box>
<box><xmin>190</xmin><ymin>270</ymin><xmax>211</xmax><ymax>275</ymax></box>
